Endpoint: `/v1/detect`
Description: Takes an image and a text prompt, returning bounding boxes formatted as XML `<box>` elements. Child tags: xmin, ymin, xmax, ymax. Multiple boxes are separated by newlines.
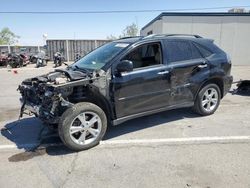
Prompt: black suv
<box><xmin>19</xmin><ymin>34</ymin><xmax>233</xmax><ymax>151</ymax></box>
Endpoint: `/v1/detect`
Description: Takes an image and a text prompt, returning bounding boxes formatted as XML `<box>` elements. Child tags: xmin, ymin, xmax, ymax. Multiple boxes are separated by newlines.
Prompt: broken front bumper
<box><xmin>19</xmin><ymin>95</ymin><xmax>73</xmax><ymax>124</ymax></box>
<box><xmin>20</xmin><ymin>98</ymin><xmax>41</xmax><ymax>116</ymax></box>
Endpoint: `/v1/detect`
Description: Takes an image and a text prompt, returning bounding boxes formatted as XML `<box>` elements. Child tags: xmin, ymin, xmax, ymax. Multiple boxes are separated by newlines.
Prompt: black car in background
<box><xmin>19</xmin><ymin>34</ymin><xmax>233</xmax><ymax>151</ymax></box>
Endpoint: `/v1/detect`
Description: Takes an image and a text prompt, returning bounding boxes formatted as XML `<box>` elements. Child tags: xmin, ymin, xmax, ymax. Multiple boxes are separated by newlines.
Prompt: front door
<box><xmin>111</xmin><ymin>42</ymin><xmax>172</xmax><ymax>118</ymax></box>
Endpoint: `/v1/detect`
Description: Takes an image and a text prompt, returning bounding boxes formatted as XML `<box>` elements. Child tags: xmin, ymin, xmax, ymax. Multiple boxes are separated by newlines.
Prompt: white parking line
<box><xmin>100</xmin><ymin>136</ymin><xmax>250</xmax><ymax>145</ymax></box>
<box><xmin>0</xmin><ymin>143</ymin><xmax>62</xmax><ymax>150</ymax></box>
<box><xmin>0</xmin><ymin>136</ymin><xmax>250</xmax><ymax>150</ymax></box>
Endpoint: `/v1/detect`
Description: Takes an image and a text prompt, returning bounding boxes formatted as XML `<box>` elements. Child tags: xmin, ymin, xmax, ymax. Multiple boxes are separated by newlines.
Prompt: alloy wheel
<box><xmin>201</xmin><ymin>88</ymin><xmax>219</xmax><ymax>112</ymax></box>
<box><xmin>69</xmin><ymin>111</ymin><xmax>102</xmax><ymax>145</ymax></box>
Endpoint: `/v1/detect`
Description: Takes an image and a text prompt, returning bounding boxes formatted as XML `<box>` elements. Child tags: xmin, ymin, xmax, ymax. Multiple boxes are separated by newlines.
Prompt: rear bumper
<box><xmin>223</xmin><ymin>75</ymin><xmax>233</xmax><ymax>96</ymax></box>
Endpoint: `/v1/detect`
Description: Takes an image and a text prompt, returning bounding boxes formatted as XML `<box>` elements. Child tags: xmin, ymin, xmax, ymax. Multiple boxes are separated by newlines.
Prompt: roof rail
<box><xmin>143</xmin><ymin>34</ymin><xmax>158</xmax><ymax>39</ymax></box>
<box><xmin>143</xmin><ymin>34</ymin><xmax>202</xmax><ymax>39</ymax></box>
<box><xmin>118</xmin><ymin>36</ymin><xmax>142</xmax><ymax>40</ymax></box>
<box><xmin>165</xmin><ymin>34</ymin><xmax>202</xmax><ymax>38</ymax></box>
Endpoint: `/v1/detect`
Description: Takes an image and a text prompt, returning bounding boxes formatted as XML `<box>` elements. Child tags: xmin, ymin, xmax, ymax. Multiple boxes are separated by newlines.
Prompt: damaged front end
<box><xmin>18</xmin><ymin>67</ymin><xmax>107</xmax><ymax>125</ymax></box>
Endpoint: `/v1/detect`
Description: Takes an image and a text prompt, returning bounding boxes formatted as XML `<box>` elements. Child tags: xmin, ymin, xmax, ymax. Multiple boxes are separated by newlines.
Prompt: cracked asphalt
<box><xmin>0</xmin><ymin>65</ymin><xmax>250</xmax><ymax>188</ymax></box>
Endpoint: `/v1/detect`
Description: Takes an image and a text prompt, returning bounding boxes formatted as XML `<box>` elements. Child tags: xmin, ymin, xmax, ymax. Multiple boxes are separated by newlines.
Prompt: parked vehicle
<box><xmin>19</xmin><ymin>34</ymin><xmax>233</xmax><ymax>151</ymax></box>
<box><xmin>35</xmin><ymin>51</ymin><xmax>48</xmax><ymax>68</ymax></box>
<box><xmin>75</xmin><ymin>53</ymin><xmax>81</xmax><ymax>62</ymax></box>
<box><xmin>0</xmin><ymin>52</ymin><xmax>8</xmax><ymax>66</ymax></box>
<box><xmin>29</xmin><ymin>54</ymin><xmax>38</xmax><ymax>64</ymax></box>
<box><xmin>54</xmin><ymin>52</ymin><xmax>64</xmax><ymax>67</ymax></box>
<box><xmin>7</xmin><ymin>53</ymin><xmax>29</xmax><ymax>68</ymax></box>
<box><xmin>30</xmin><ymin>52</ymin><xmax>50</xmax><ymax>65</ymax></box>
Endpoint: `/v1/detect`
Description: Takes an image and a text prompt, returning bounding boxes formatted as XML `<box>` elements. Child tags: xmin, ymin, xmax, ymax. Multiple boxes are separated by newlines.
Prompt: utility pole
<box><xmin>66</xmin><ymin>40</ymin><xmax>70</xmax><ymax>62</ymax></box>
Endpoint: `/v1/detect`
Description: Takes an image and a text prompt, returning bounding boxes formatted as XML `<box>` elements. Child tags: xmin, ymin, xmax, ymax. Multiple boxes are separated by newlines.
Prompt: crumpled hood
<box><xmin>22</xmin><ymin>68</ymin><xmax>89</xmax><ymax>86</ymax></box>
<box><xmin>52</xmin><ymin>68</ymin><xmax>87</xmax><ymax>81</ymax></box>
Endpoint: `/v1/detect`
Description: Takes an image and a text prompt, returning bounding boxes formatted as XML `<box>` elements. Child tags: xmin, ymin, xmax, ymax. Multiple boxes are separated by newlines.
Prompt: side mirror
<box><xmin>116</xmin><ymin>60</ymin><xmax>133</xmax><ymax>74</ymax></box>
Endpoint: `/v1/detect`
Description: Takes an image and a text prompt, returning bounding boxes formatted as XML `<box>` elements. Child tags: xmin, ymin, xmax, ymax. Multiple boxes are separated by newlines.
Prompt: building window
<box><xmin>147</xmin><ymin>30</ymin><xmax>153</xmax><ymax>35</ymax></box>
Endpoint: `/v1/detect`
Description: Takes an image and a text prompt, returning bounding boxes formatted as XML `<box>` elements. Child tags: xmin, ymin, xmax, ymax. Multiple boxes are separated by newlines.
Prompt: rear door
<box><xmin>164</xmin><ymin>39</ymin><xmax>210</xmax><ymax>105</ymax></box>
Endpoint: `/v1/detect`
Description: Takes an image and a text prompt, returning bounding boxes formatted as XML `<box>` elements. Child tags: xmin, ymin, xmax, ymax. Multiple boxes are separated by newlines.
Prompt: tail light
<box><xmin>226</xmin><ymin>54</ymin><xmax>231</xmax><ymax>64</ymax></box>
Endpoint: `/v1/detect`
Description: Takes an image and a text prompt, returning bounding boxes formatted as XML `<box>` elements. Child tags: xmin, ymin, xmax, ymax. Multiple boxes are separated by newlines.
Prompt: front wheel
<box><xmin>193</xmin><ymin>83</ymin><xmax>221</xmax><ymax>116</ymax></box>
<box><xmin>58</xmin><ymin>102</ymin><xmax>107</xmax><ymax>151</ymax></box>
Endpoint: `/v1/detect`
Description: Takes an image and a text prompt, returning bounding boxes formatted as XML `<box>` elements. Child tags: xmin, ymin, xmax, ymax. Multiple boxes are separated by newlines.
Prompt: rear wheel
<box><xmin>58</xmin><ymin>102</ymin><xmax>107</xmax><ymax>151</ymax></box>
<box><xmin>193</xmin><ymin>83</ymin><xmax>221</xmax><ymax>116</ymax></box>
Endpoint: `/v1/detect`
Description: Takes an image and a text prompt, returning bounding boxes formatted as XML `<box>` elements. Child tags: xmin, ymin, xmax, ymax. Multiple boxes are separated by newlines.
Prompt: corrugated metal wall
<box><xmin>0</xmin><ymin>46</ymin><xmax>9</xmax><ymax>54</ymax></box>
<box><xmin>0</xmin><ymin>45</ymin><xmax>44</xmax><ymax>55</ymax></box>
<box><xmin>46</xmin><ymin>40</ymin><xmax>111</xmax><ymax>61</ymax></box>
<box><xmin>1</xmin><ymin>40</ymin><xmax>110</xmax><ymax>61</ymax></box>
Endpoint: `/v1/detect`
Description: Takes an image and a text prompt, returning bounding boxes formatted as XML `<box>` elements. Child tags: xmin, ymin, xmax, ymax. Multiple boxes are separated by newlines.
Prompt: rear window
<box><xmin>165</xmin><ymin>40</ymin><xmax>203</xmax><ymax>63</ymax></box>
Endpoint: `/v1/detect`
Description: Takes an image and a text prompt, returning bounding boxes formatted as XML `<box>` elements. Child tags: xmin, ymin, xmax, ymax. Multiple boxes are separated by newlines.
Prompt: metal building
<box><xmin>141</xmin><ymin>12</ymin><xmax>250</xmax><ymax>65</ymax></box>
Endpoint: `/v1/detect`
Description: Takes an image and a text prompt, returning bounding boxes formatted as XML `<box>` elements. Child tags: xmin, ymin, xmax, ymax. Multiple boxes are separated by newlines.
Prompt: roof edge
<box><xmin>141</xmin><ymin>12</ymin><xmax>250</xmax><ymax>31</ymax></box>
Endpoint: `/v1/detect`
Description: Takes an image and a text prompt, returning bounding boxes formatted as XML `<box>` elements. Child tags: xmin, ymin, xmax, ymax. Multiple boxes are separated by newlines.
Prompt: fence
<box><xmin>0</xmin><ymin>45</ymin><xmax>44</xmax><ymax>55</ymax></box>
<box><xmin>0</xmin><ymin>39</ymin><xmax>111</xmax><ymax>61</ymax></box>
<box><xmin>46</xmin><ymin>39</ymin><xmax>111</xmax><ymax>61</ymax></box>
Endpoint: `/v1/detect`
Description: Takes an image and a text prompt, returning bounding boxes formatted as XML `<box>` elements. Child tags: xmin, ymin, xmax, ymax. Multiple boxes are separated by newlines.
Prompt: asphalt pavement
<box><xmin>0</xmin><ymin>65</ymin><xmax>250</xmax><ymax>188</ymax></box>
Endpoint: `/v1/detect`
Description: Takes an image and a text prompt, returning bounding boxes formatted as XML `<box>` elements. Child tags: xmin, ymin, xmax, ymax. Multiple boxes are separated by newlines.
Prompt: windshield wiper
<box><xmin>63</xmin><ymin>62</ymin><xmax>69</xmax><ymax>67</ymax></box>
<box><xmin>73</xmin><ymin>65</ymin><xmax>92</xmax><ymax>76</ymax></box>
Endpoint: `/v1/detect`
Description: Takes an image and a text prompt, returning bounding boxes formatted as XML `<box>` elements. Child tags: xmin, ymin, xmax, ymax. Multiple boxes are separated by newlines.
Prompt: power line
<box><xmin>0</xmin><ymin>6</ymin><xmax>250</xmax><ymax>14</ymax></box>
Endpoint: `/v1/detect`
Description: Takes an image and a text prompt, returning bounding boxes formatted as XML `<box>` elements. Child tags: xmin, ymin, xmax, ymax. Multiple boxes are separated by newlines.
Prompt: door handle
<box><xmin>157</xmin><ymin>70</ymin><xmax>169</xmax><ymax>75</ymax></box>
<box><xmin>197</xmin><ymin>61</ymin><xmax>208</xmax><ymax>68</ymax></box>
<box><xmin>198</xmin><ymin>64</ymin><xmax>207</xmax><ymax>68</ymax></box>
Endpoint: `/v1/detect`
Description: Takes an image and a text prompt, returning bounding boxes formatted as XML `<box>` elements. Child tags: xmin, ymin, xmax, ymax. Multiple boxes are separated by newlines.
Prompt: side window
<box><xmin>194</xmin><ymin>43</ymin><xmax>213</xmax><ymax>57</ymax></box>
<box><xmin>165</xmin><ymin>41</ymin><xmax>193</xmax><ymax>63</ymax></box>
<box><xmin>122</xmin><ymin>43</ymin><xmax>162</xmax><ymax>69</ymax></box>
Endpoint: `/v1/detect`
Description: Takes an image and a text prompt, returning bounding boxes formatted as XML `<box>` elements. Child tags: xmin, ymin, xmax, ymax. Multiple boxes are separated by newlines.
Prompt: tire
<box><xmin>9</xmin><ymin>61</ymin><xmax>16</xmax><ymax>68</ymax></box>
<box><xmin>58</xmin><ymin>102</ymin><xmax>107</xmax><ymax>151</ymax></box>
<box><xmin>45</xmin><ymin>123</ymin><xmax>58</xmax><ymax>132</ymax></box>
<box><xmin>193</xmin><ymin>83</ymin><xmax>221</xmax><ymax>116</ymax></box>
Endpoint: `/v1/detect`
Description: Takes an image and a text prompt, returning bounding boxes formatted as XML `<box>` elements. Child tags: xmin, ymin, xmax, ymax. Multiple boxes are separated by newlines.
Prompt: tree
<box><xmin>106</xmin><ymin>22</ymin><xmax>139</xmax><ymax>40</ymax></box>
<box><xmin>0</xmin><ymin>27</ymin><xmax>20</xmax><ymax>45</ymax></box>
<box><xmin>120</xmin><ymin>23</ymin><xmax>138</xmax><ymax>38</ymax></box>
<box><xmin>106</xmin><ymin>34</ymin><xmax>118</xmax><ymax>40</ymax></box>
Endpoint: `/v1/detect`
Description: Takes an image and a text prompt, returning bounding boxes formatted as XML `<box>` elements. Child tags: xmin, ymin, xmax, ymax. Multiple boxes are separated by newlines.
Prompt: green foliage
<box><xmin>106</xmin><ymin>23</ymin><xmax>138</xmax><ymax>40</ymax></box>
<box><xmin>0</xmin><ymin>27</ymin><xmax>20</xmax><ymax>45</ymax></box>
<box><xmin>120</xmin><ymin>23</ymin><xmax>138</xmax><ymax>38</ymax></box>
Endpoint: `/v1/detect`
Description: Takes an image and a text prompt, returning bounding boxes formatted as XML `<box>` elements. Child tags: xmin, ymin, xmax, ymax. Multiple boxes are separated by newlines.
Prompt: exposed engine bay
<box><xmin>18</xmin><ymin>67</ymin><xmax>109</xmax><ymax>124</ymax></box>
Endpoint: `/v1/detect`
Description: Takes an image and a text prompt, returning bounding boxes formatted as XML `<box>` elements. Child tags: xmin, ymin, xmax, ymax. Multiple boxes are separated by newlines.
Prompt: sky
<box><xmin>0</xmin><ymin>0</ymin><xmax>250</xmax><ymax>45</ymax></box>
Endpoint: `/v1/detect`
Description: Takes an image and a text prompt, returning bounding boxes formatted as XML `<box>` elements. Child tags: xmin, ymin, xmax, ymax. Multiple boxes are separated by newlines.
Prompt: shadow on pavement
<box><xmin>1</xmin><ymin>108</ymin><xmax>199</xmax><ymax>161</ymax></box>
<box><xmin>229</xmin><ymin>90</ymin><xmax>250</xmax><ymax>96</ymax></box>
<box><xmin>1</xmin><ymin>117</ymin><xmax>72</xmax><ymax>161</ymax></box>
<box><xmin>104</xmin><ymin>108</ymin><xmax>199</xmax><ymax>140</ymax></box>
<box><xmin>1</xmin><ymin>117</ymin><xmax>43</xmax><ymax>150</ymax></box>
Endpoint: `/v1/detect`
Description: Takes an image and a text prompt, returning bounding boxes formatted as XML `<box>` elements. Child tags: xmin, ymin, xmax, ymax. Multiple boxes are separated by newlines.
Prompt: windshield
<box><xmin>73</xmin><ymin>42</ymin><xmax>129</xmax><ymax>70</ymax></box>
